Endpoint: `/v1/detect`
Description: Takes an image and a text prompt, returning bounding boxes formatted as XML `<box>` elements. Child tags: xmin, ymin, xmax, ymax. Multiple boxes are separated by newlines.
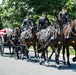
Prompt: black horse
<box><xmin>51</xmin><ymin>17</ymin><xmax>76</xmax><ymax>67</ymax></box>
<box><xmin>20</xmin><ymin>22</ymin><xmax>38</xmax><ymax>61</ymax></box>
<box><xmin>36</xmin><ymin>25</ymin><xmax>58</xmax><ymax>66</ymax></box>
<box><xmin>11</xmin><ymin>27</ymin><xmax>21</xmax><ymax>59</ymax></box>
<box><xmin>63</xmin><ymin>19</ymin><xmax>76</xmax><ymax>63</ymax></box>
<box><xmin>70</xmin><ymin>19</ymin><xmax>76</xmax><ymax>62</ymax></box>
<box><xmin>47</xmin><ymin>23</ymin><xmax>66</xmax><ymax>68</ymax></box>
<box><xmin>48</xmin><ymin>15</ymin><xmax>71</xmax><ymax>68</ymax></box>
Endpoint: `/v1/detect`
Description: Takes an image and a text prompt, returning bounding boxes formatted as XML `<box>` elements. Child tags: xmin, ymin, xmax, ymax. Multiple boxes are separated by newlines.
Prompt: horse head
<box><xmin>12</xmin><ymin>27</ymin><xmax>20</xmax><ymax>44</ymax></box>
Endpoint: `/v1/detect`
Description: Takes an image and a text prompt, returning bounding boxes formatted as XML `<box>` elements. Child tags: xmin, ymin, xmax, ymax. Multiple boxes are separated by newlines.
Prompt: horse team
<box><xmin>1</xmin><ymin>18</ymin><xmax>76</xmax><ymax>69</ymax></box>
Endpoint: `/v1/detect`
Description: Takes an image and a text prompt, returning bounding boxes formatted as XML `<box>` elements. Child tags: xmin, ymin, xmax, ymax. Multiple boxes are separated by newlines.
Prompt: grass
<box><xmin>48</xmin><ymin>46</ymin><xmax>75</xmax><ymax>55</ymax></box>
<box><xmin>29</xmin><ymin>46</ymin><xmax>75</xmax><ymax>55</ymax></box>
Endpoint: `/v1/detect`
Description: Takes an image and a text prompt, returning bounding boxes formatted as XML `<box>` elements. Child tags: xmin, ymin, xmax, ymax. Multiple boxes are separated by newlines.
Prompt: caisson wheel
<box><xmin>0</xmin><ymin>36</ymin><xmax>4</xmax><ymax>56</ymax></box>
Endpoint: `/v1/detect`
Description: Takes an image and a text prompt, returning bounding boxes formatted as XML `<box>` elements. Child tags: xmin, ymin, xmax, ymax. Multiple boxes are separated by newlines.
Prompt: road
<box><xmin>0</xmin><ymin>47</ymin><xmax>76</xmax><ymax>75</ymax></box>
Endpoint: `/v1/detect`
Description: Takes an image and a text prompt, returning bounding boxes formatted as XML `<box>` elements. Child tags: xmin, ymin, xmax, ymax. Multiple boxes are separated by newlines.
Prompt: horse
<box><xmin>11</xmin><ymin>27</ymin><xmax>21</xmax><ymax>59</ymax></box>
<box><xmin>20</xmin><ymin>22</ymin><xmax>38</xmax><ymax>61</ymax></box>
<box><xmin>54</xmin><ymin>18</ymin><xmax>76</xmax><ymax>67</ymax></box>
<box><xmin>70</xmin><ymin>19</ymin><xmax>76</xmax><ymax>62</ymax></box>
<box><xmin>47</xmin><ymin>15</ymin><xmax>72</xmax><ymax>68</ymax></box>
<box><xmin>63</xmin><ymin>19</ymin><xmax>76</xmax><ymax>63</ymax></box>
<box><xmin>36</xmin><ymin>25</ymin><xmax>58</xmax><ymax>66</ymax></box>
<box><xmin>46</xmin><ymin>23</ymin><xmax>66</xmax><ymax>69</ymax></box>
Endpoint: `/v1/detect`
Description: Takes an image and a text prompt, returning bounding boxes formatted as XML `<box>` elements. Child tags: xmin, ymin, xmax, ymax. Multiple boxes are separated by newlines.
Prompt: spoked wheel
<box><xmin>0</xmin><ymin>36</ymin><xmax>4</xmax><ymax>56</ymax></box>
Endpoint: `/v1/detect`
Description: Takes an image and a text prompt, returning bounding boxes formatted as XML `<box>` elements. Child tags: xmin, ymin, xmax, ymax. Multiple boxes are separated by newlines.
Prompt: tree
<box><xmin>66</xmin><ymin>0</ymin><xmax>76</xmax><ymax>19</ymax></box>
<box><xmin>0</xmin><ymin>4</ymin><xmax>3</xmax><ymax>29</ymax></box>
<box><xmin>0</xmin><ymin>0</ymin><xmax>75</xmax><ymax>28</ymax></box>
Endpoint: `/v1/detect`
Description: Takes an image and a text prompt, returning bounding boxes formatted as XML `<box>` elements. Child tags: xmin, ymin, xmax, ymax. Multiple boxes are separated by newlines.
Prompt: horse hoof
<box><xmin>15</xmin><ymin>57</ymin><xmax>19</xmax><ymax>60</ymax></box>
<box><xmin>26</xmin><ymin>59</ymin><xmax>29</xmax><ymax>62</ymax></box>
<box><xmin>34</xmin><ymin>59</ymin><xmax>38</xmax><ymax>62</ymax></box>
<box><xmin>72</xmin><ymin>57</ymin><xmax>76</xmax><ymax>62</ymax></box>
<box><xmin>68</xmin><ymin>64</ymin><xmax>71</xmax><ymax>67</ymax></box>
<box><xmin>10</xmin><ymin>56</ymin><xmax>12</xmax><ymax>57</ymax></box>
<box><xmin>1</xmin><ymin>54</ymin><xmax>3</xmax><ymax>56</ymax></box>
<box><xmin>56</xmin><ymin>64</ymin><xmax>60</xmax><ymax>69</ymax></box>
<box><xmin>39</xmin><ymin>62</ymin><xmax>42</xmax><ymax>65</ymax></box>
<box><xmin>21</xmin><ymin>58</ymin><xmax>24</xmax><ymax>60</ymax></box>
<box><xmin>45</xmin><ymin>61</ymin><xmax>49</xmax><ymax>67</ymax></box>
<box><xmin>67</xmin><ymin>63</ymin><xmax>71</xmax><ymax>67</ymax></box>
<box><xmin>58</xmin><ymin>66</ymin><xmax>61</xmax><ymax>70</ymax></box>
<box><xmin>63</xmin><ymin>61</ymin><xmax>66</xmax><ymax>65</ymax></box>
<box><xmin>15</xmin><ymin>58</ymin><xmax>18</xmax><ymax>60</ymax></box>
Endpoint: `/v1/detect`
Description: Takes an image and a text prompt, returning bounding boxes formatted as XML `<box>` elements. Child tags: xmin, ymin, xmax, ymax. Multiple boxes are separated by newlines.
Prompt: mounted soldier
<box><xmin>58</xmin><ymin>6</ymin><xmax>71</xmax><ymax>38</ymax></box>
<box><xmin>58</xmin><ymin>6</ymin><xmax>70</xmax><ymax>29</ymax></box>
<box><xmin>21</xmin><ymin>14</ymin><xmax>35</xmax><ymax>31</ymax></box>
<box><xmin>37</xmin><ymin>11</ymin><xmax>51</xmax><ymax>31</ymax></box>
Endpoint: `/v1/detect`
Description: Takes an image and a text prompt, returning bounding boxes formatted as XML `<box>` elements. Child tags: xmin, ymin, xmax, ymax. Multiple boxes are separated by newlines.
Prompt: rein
<box><xmin>71</xmin><ymin>29</ymin><xmax>76</xmax><ymax>36</ymax></box>
<box><xmin>10</xmin><ymin>39</ymin><xmax>21</xmax><ymax>48</ymax></box>
<box><xmin>32</xmin><ymin>28</ymin><xmax>57</xmax><ymax>52</ymax></box>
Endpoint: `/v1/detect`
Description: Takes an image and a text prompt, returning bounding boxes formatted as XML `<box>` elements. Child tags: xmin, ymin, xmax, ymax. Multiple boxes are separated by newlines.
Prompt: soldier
<box><xmin>21</xmin><ymin>14</ymin><xmax>35</xmax><ymax>31</ymax></box>
<box><xmin>58</xmin><ymin>6</ymin><xmax>71</xmax><ymax>38</ymax></box>
<box><xmin>58</xmin><ymin>6</ymin><xmax>70</xmax><ymax>30</ymax></box>
<box><xmin>37</xmin><ymin>11</ymin><xmax>50</xmax><ymax>31</ymax></box>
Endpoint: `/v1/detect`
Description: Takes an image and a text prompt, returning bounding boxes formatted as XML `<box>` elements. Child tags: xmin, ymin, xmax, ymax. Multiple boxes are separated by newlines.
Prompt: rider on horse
<box><xmin>37</xmin><ymin>11</ymin><xmax>57</xmax><ymax>39</ymax></box>
<box><xmin>58</xmin><ymin>6</ymin><xmax>70</xmax><ymax>29</ymax></box>
<box><xmin>37</xmin><ymin>11</ymin><xmax>51</xmax><ymax>31</ymax></box>
<box><xmin>58</xmin><ymin>6</ymin><xmax>71</xmax><ymax>38</ymax></box>
<box><xmin>21</xmin><ymin>14</ymin><xmax>35</xmax><ymax>31</ymax></box>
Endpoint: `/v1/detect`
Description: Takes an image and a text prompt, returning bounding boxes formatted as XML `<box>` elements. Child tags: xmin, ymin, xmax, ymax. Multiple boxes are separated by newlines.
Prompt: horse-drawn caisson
<box><xmin>0</xmin><ymin>28</ymin><xmax>13</xmax><ymax>56</ymax></box>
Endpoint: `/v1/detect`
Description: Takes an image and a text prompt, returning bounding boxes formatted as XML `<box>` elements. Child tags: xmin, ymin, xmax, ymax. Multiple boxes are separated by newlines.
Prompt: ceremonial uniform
<box><xmin>37</xmin><ymin>12</ymin><xmax>50</xmax><ymax>31</ymax></box>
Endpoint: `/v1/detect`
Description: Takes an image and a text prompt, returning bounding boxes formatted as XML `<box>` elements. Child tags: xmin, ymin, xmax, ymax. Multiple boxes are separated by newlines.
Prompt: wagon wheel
<box><xmin>0</xmin><ymin>36</ymin><xmax>4</xmax><ymax>56</ymax></box>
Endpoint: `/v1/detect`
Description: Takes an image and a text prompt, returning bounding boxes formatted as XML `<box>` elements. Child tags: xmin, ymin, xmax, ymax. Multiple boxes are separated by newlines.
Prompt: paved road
<box><xmin>0</xmin><ymin>47</ymin><xmax>76</xmax><ymax>75</ymax></box>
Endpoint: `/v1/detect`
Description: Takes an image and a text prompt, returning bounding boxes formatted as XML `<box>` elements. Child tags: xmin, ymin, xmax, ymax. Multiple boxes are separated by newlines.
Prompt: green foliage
<box><xmin>0</xmin><ymin>0</ymin><xmax>76</xmax><ymax>28</ymax></box>
<box><xmin>66</xmin><ymin>0</ymin><xmax>76</xmax><ymax>19</ymax></box>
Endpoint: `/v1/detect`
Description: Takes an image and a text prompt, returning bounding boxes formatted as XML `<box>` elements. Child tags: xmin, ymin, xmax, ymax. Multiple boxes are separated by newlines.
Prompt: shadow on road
<box><xmin>1</xmin><ymin>52</ymin><xmax>76</xmax><ymax>72</ymax></box>
<box><xmin>48</xmin><ymin>59</ymin><xmax>76</xmax><ymax>72</ymax></box>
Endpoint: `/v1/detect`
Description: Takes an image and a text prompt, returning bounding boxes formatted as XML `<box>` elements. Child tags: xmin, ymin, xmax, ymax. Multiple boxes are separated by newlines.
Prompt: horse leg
<box><xmin>11</xmin><ymin>46</ymin><xmax>14</xmax><ymax>57</ymax></box>
<box><xmin>44</xmin><ymin>49</ymin><xmax>49</xmax><ymax>66</ymax></box>
<box><xmin>33</xmin><ymin>44</ymin><xmax>39</xmax><ymax>62</ymax></box>
<box><xmin>21</xmin><ymin>46</ymin><xmax>25</xmax><ymax>60</ymax></box>
<box><xmin>55</xmin><ymin>47</ymin><xmax>61</xmax><ymax>69</ymax></box>
<box><xmin>26</xmin><ymin>50</ymin><xmax>29</xmax><ymax>60</ymax></box>
<box><xmin>39</xmin><ymin>52</ymin><xmax>43</xmax><ymax>65</ymax></box>
<box><xmin>62</xmin><ymin>45</ymin><xmax>66</xmax><ymax>65</ymax></box>
<box><xmin>72</xmin><ymin>46</ymin><xmax>76</xmax><ymax>62</ymax></box>
<box><xmin>66</xmin><ymin>46</ymin><xmax>71</xmax><ymax>66</ymax></box>
<box><xmin>15</xmin><ymin>47</ymin><xmax>19</xmax><ymax>59</ymax></box>
<box><xmin>25</xmin><ymin>46</ymin><xmax>29</xmax><ymax>61</ymax></box>
<box><xmin>8</xmin><ymin>44</ymin><xmax>12</xmax><ymax>57</ymax></box>
<box><xmin>48</xmin><ymin>50</ymin><xmax>55</xmax><ymax>60</ymax></box>
<box><xmin>49</xmin><ymin>43</ymin><xmax>58</xmax><ymax>60</ymax></box>
<box><xmin>33</xmin><ymin>45</ymin><xmax>37</xmax><ymax>58</ymax></box>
